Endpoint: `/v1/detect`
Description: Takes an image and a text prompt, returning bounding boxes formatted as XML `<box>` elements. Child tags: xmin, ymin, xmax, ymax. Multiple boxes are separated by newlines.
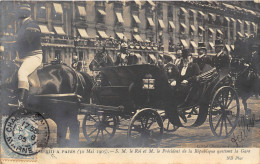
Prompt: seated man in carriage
<box><xmin>193</xmin><ymin>42</ymin><xmax>212</xmax><ymax>72</ymax></box>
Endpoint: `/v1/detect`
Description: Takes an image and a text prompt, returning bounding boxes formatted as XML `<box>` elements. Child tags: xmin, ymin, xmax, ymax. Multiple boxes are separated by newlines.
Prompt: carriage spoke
<box><xmin>226</xmin><ymin>115</ymin><xmax>234</xmax><ymax>127</ymax></box>
<box><xmin>224</xmin><ymin>117</ymin><xmax>228</xmax><ymax>136</ymax></box>
<box><xmin>145</xmin><ymin>117</ymin><xmax>149</xmax><ymax>128</ymax></box>
<box><xmin>226</xmin><ymin>93</ymin><xmax>234</xmax><ymax>108</ymax></box>
<box><xmin>95</xmin><ymin>130</ymin><xmax>100</xmax><ymax>142</ymax></box>
<box><xmin>167</xmin><ymin>120</ymin><xmax>170</xmax><ymax>130</ymax></box>
<box><xmin>147</xmin><ymin>119</ymin><xmax>156</xmax><ymax>129</ymax></box>
<box><xmin>223</xmin><ymin>91</ymin><xmax>230</xmax><ymax>106</ymax></box>
<box><xmin>104</xmin><ymin>129</ymin><xmax>112</xmax><ymax>137</ymax></box>
<box><xmin>101</xmin><ymin>130</ymin><xmax>104</xmax><ymax>140</ymax></box>
<box><xmin>88</xmin><ymin>128</ymin><xmax>98</xmax><ymax>136</ymax></box>
<box><xmin>214</xmin><ymin>114</ymin><xmax>223</xmax><ymax>131</ymax></box>
<box><xmin>227</xmin><ymin>105</ymin><xmax>237</xmax><ymax>111</ymax></box>
<box><xmin>219</xmin><ymin>116</ymin><xmax>224</xmax><ymax>136</ymax></box>
<box><xmin>89</xmin><ymin>115</ymin><xmax>97</xmax><ymax>122</ymax></box>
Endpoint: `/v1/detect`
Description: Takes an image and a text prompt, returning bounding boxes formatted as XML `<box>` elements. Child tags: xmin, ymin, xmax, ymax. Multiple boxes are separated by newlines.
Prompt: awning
<box><xmin>237</xmin><ymin>19</ymin><xmax>242</xmax><ymax>24</ymax></box>
<box><xmin>190</xmin><ymin>41</ymin><xmax>197</xmax><ymax>49</ymax></box>
<box><xmin>133</xmin><ymin>27</ymin><xmax>138</xmax><ymax>33</ymax></box>
<box><xmin>133</xmin><ymin>14</ymin><xmax>141</xmax><ymax>24</ymax></box>
<box><xmin>180</xmin><ymin>7</ymin><xmax>188</xmax><ymax>14</ymax></box>
<box><xmin>230</xmin><ymin>18</ymin><xmax>236</xmax><ymax>22</ymax></box>
<box><xmin>217</xmin><ymin>29</ymin><xmax>223</xmax><ymax>35</ymax></box>
<box><xmin>209</xmin><ymin>42</ymin><xmax>215</xmax><ymax>49</ymax></box>
<box><xmin>180</xmin><ymin>39</ymin><xmax>189</xmax><ymax>48</ymax></box>
<box><xmin>223</xmin><ymin>3</ymin><xmax>235</xmax><ymax>10</ymax></box>
<box><xmin>199</xmin><ymin>26</ymin><xmax>205</xmax><ymax>31</ymax></box>
<box><xmin>39</xmin><ymin>25</ymin><xmax>51</xmax><ymax>34</ymax></box>
<box><xmin>147</xmin><ymin>17</ymin><xmax>155</xmax><ymax>26</ymax></box>
<box><xmin>134</xmin><ymin>53</ymin><xmax>142</xmax><ymax>59</ymax></box>
<box><xmin>116</xmin><ymin>12</ymin><xmax>124</xmax><ymax>23</ymax></box>
<box><xmin>237</xmin><ymin>32</ymin><xmax>243</xmax><ymax>37</ymax></box>
<box><xmin>209</xmin><ymin>28</ymin><xmax>215</xmax><ymax>34</ymax></box>
<box><xmin>147</xmin><ymin>0</ymin><xmax>155</xmax><ymax>7</ymax></box>
<box><xmin>245</xmin><ymin>33</ymin><xmax>250</xmax><ymax>37</ymax></box>
<box><xmin>53</xmin><ymin>3</ymin><xmax>63</xmax><ymax>15</ymax></box>
<box><xmin>245</xmin><ymin>21</ymin><xmax>250</xmax><ymax>26</ymax></box>
<box><xmin>97</xmin><ymin>30</ymin><xmax>109</xmax><ymax>38</ymax></box>
<box><xmin>116</xmin><ymin>32</ymin><xmax>125</xmax><ymax>40</ymax></box>
<box><xmin>180</xmin><ymin>23</ymin><xmax>187</xmax><ymax>29</ymax></box>
<box><xmin>133</xmin><ymin>34</ymin><xmax>143</xmax><ymax>42</ymax></box>
<box><xmin>235</xmin><ymin>6</ymin><xmax>242</xmax><ymax>11</ymax></box>
<box><xmin>134</xmin><ymin>0</ymin><xmax>142</xmax><ymax>8</ymax></box>
<box><xmin>225</xmin><ymin>45</ymin><xmax>231</xmax><ymax>52</ymax></box>
<box><xmin>158</xmin><ymin>19</ymin><xmax>165</xmax><ymax>29</ymax></box>
<box><xmin>54</xmin><ymin>26</ymin><xmax>66</xmax><ymax>35</ymax></box>
<box><xmin>77</xmin><ymin>6</ymin><xmax>86</xmax><ymax>17</ymax></box>
<box><xmin>98</xmin><ymin>9</ymin><xmax>106</xmax><ymax>15</ymax></box>
<box><xmin>149</xmin><ymin>54</ymin><xmax>156</xmax><ymax>61</ymax></box>
<box><xmin>190</xmin><ymin>9</ymin><xmax>197</xmax><ymax>15</ymax></box>
<box><xmin>77</xmin><ymin>28</ymin><xmax>88</xmax><ymax>38</ymax></box>
<box><xmin>251</xmin><ymin>22</ymin><xmax>256</xmax><ymax>27</ymax></box>
<box><xmin>198</xmin><ymin>11</ymin><xmax>205</xmax><ymax>17</ymax></box>
<box><xmin>225</xmin><ymin>17</ymin><xmax>230</xmax><ymax>22</ymax></box>
<box><xmin>231</xmin><ymin>45</ymin><xmax>235</xmax><ymax>50</ymax></box>
<box><xmin>190</xmin><ymin>25</ymin><xmax>196</xmax><ymax>32</ymax></box>
<box><xmin>169</xmin><ymin>21</ymin><xmax>175</xmax><ymax>29</ymax></box>
<box><xmin>208</xmin><ymin>13</ymin><xmax>216</xmax><ymax>20</ymax></box>
<box><xmin>0</xmin><ymin>46</ymin><xmax>4</xmax><ymax>52</ymax></box>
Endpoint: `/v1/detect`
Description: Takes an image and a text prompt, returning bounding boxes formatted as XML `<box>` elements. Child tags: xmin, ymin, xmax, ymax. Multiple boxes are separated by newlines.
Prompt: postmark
<box><xmin>3</xmin><ymin>110</ymin><xmax>50</xmax><ymax>156</ymax></box>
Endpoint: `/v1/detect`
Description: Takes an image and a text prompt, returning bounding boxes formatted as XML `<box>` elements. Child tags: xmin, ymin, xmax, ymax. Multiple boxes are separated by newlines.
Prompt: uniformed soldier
<box><xmin>212</xmin><ymin>40</ymin><xmax>230</xmax><ymax>74</ymax></box>
<box><xmin>14</xmin><ymin>4</ymin><xmax>43</xmax><ymax>109</ymax></box>
<box><xmin>193</xmin><ymin>42</ymin><xmax>212</xmax><ymax>71</ymax></box>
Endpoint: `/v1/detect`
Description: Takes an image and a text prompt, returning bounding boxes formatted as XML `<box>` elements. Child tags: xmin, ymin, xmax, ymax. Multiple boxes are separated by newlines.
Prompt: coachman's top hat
<box><xmin>198</xmin><ymin>42</ymin><xmax>206</xmax><ymax>49</ymax></box>
<box><xmin>215</xmin><ymin>40</ymin><xmax>224</xmax><ymax>47</ymax></box>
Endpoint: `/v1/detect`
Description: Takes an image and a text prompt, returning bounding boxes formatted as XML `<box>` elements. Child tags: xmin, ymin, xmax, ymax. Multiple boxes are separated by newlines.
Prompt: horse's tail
<box><xmin>79</xmin><ymin>72</ymin><xmax>93</xmax><ymax>103</ymax></box>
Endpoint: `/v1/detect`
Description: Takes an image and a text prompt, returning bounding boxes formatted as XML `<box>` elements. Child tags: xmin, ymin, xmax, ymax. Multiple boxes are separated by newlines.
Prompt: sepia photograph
<box><xmin>0</xmin><ymin>0</ymin><xmax>259</xmax><ymax>163</ymax></box>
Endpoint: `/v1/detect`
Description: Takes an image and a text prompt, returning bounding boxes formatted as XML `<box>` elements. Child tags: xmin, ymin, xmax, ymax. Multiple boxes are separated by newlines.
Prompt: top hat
<box><xmin>215</xmin><ymin>40</ymin><xmax>224</xmax><ymax>47</ymax></box>
<box><xmin>198</xmin><ymin>42</ymin><xmax>206</xmax><ymax>49</ymax></box>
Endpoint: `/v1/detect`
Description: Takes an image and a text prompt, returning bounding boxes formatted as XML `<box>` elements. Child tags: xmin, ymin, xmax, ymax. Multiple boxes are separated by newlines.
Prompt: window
<box><xmin>52</xmin><ymin>3</ymin><xmax>63</xmax><ymax>21</ymax></box>
<box><xmin>96</xmin><ymin>8</ymin><xmax>106</xmax><ymax>24</ymax></box>
<box><xmin>190</xmin><ymin>25</ymin><xmax>196</xmax><ymax>36</ymax></box>
<box><xmin>55</xmin><ymin>50</ymin><xmax>61</xmax><ymax>60</ymax></box>
<box><xmin>224</xmin><ymin>17</ymin><xmax>230</xmax><ymax>26</ymax></box>
<box><xmin>115</xmin><ymin>12</ymin><xmax>124</xmax><ymax>25</ymax></box>
<box><xmin>37</xmin><ymin>3</ymin><xmax>46</xmax><ymax>19</ymax></box>
<box><xmin>190</xmin><ymin>41</ymin><xmax>197</xmax><ymax>53</ymax></box>
<box><xmin>168</xmin><ymin>6</ymin><xmax>173</xmax><ymax>18</ymax></box>
<box><xmin>216</xmin><ymin>29</ymin><xmax>223</xmax><ymax>39</ymax></box>
<box><xmin>237</xmin><ymin>19</ymin><xmax>242</xmax><ymax>32</ymax></box>
<box><xmin>180</xmin><ymin>23</ymin><xmax>187</xmax><ymax>34</ymax></box>
<box><xmin>79</xmin><ymin>51</ymin><xmax>83</xmax><ymax>61</ymax></box>
<box><xmin>215</xmin><ymin>15</ymin><xmax>222</xmax><ymax>25</ymax></box>
<box><xmin>132</xmin><ymin>13</ymin><xmax>141</xmax><ymax>28</ymax></box>
<box><xmin>189</xmin><ymin>9</ymin><xmax>196</xmax><ymax>21</ymax></box>
<box><xmin>147</xmin><ymin>17</ymin><xmax>155</xmax><ymax>29</ymax></box>
<box><xmin>76</xmin><ymin>5</ymin><xmax>86</xmax><ymax>20</ymax></box>
<box><xmin>198</xmin><ymin>26</ymin><xmax>205</xmax><ymax>36</ymax></box>
<box><xmin>208</xmin><ymin>28</ymin><xmax>215</xmax><ymax>38</ymax></box>
<box><xmin>168</xmin><ymin>21</ymin><xmax>175</xmax><ymax>32</ymax></box>
<box><xmin>180</xmin><ymin>7</ymin><xmax>187</xmax><ymax>18</ymax></box>
<box><xmin>158</xmin><ymin>19</ymin><xmax>165</xmax><ymax>30</ymax></box>
<box><xmin>198</xmin><ymin>11</ymin><xmax>205</xmax><ymax>20</ymax></box>
<box><xmin>208</xmin><ymin>13</ymin><xmax>215</xmax><ymax>24</ymax></box>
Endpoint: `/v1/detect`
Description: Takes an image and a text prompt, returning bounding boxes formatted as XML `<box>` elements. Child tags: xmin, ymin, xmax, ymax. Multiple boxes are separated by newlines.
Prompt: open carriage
<box><xmin>81</xmin><ymin>64</ymin><xmax>240</xmax><ymax>147</ymax></box>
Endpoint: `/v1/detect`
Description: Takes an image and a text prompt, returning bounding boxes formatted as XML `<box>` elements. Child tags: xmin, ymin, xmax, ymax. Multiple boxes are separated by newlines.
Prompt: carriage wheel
<box><xmin>82</xmin><ymin>113</ymin><xmax>117</xmax><ymax>144</ymax></box>
<box><xmin>209</xmin><ymin>86</ymin><xmax>240</xmax><ymax>138</ymax></box>
<box><xmin>161</xmin><ymin>113</ymin><xmax>179</xmax><ymax>132</ymax></box>
<box><xmin>127</xmin><ymin>108</ymin><xmax>163</xmax><ymax>147</ymax></box>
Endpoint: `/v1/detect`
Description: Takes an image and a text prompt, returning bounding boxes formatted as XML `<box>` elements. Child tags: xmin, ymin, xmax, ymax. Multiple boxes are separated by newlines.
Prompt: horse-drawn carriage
<box><xmin>1</xmin><ymin>58</ymin><xmax>240</xmax><ymax>147</ymax></box>
<box><xmin>80</xmin><ymin>63</ymin><xmax>240</xmax><ymax>147</ymax></box>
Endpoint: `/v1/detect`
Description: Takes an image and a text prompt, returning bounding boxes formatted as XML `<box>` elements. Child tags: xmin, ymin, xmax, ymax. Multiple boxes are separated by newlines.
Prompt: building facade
<box><xmin>0</xmin><ymin>1</ymin><xmax>259</xmax><ymax>74</ymax></box>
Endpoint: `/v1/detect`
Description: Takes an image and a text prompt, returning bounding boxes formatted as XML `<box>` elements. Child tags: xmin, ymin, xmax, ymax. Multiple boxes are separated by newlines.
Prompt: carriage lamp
<box><xmin>142</xmin><ymin>74</ymin><xmax>155</xmax><ymax>90</ymax></box>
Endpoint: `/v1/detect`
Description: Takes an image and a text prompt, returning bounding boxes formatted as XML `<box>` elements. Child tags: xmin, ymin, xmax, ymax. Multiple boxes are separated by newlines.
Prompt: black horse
<box><xmin>89</xmin><ymin>50</ymin><xmax>114</xmax><ymax>71</ymax></box>
<box><xmin>0</xmin><ymin>60</ymin><xmax>93</xmax><ymax>147</ymax></box>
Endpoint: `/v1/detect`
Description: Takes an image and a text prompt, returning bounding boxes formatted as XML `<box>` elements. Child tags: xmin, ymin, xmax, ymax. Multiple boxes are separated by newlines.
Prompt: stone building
<box><xmin>0</xmin><ymin>1</ymin><xmax>259</xmax><ymax>74</ymax></box>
